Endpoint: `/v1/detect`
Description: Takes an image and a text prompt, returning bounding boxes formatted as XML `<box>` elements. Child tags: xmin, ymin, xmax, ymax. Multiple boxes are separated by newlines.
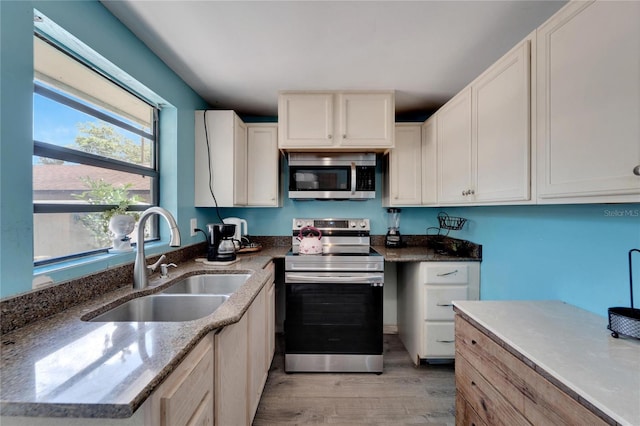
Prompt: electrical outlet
<box><xmin>190</xmin><ymin>218</ymin><xmax>198</xmax><ymax>237</ymax></box>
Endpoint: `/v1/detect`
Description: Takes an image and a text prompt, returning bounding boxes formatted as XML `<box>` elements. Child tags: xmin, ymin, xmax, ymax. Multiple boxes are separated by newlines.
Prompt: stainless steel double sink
<box><xmin>87</xmin><ymin>273</ymin><xmax>251</xmax><ymax>322</ymax></box>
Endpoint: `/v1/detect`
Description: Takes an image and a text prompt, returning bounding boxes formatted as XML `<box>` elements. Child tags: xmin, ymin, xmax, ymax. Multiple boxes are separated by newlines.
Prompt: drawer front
<box><xmin>424</xmin><ymin>285</ymin><xmax>468</xmax><ymax>320</ymax></box>
<box><xmin>161</xmin><ymin>344</ymin><xmax>214</xmax><ymax>426</ymax></box>
<box><xmin>456</xmin><ymin>355</ymin><xmax>530</xmax><ymax>426</ymax></box>
<box><xmin>455</xmin><ymin>316</ymin><xmax>609</xmax><ymax>425</ymax></box>
<box><xmin>456</xmin><ymin>390</ymin><xmax>488</xmax><ymax>426</ymax></box>
<box><xmin>423</xmin><ymin>321</ymin><xmax>456</xmax><ymax>357</ymax></box>
<box><xmin>424</xmin><ymin>264</ymin><xmax>469</xmax><ymax>284</ymax></box>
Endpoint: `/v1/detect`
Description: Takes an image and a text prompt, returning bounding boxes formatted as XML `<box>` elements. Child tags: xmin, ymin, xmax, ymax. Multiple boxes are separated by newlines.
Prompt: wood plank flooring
<box><xmin>253</xmin><ymin>334</ymin><xmax>456</xmax><ymax>425</ymax></box>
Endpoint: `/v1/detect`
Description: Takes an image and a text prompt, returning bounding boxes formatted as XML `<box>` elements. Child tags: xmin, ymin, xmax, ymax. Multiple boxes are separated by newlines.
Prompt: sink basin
<box><xmin>160</xmin><ymin>274</ymin><xmax>250</xmax><ymax>295</ymax></box>
<box><xmin>88</xmin><ymin>294</ymin><xmax>229</xmax><ymax>322</ymax></box>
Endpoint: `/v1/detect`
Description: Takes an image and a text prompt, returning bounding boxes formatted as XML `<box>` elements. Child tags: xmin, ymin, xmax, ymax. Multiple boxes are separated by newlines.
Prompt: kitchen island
<box><xmin>453</xmin><ymin>300</ymin><xmax>640</xmax><ymax>426</ymax></box>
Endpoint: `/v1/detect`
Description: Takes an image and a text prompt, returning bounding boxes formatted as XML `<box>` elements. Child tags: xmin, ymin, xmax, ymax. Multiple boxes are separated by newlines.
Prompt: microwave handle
<box><xmin>351</xmin><ymin>162</ymin><xmax>356</xmax><ymax>195</ymax></box>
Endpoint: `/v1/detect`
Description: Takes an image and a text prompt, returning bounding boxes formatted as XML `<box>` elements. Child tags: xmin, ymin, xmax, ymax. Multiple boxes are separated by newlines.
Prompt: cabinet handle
<box><xmin>328</xmin><ymin>134</ymin><xmax>332</xmax><ymax>139</ymax></box>
<box><xmin>437</xmin><ymin>270</ymin><xmax>458</xmax><ymax>277</ymax></box>
<box><xmin>343</xmin><ymin>134</ymin><xmax>347</xmax><ymax>139</ymax></box>
<box><xmin>436</xmin><ymin>303</ymin><xmax>453</xmax><ymax>307</ymax></box>
<box><xmin>461</xmin><ymin>190</ymin><xmax>467</xmax><ymax>196</ymax></box>
<box><xmin>634</xmin><ymin>165</ymin><xmax>640</xmax><ymax>176</ymax></box>
<box><xmin>436</xmin><ymin>339</ymin><xmax>455</xmax><ymax>343</ymax></box>
<box><xmin>469</xmin><ymin>189</ymin><xmax>475</xmax><ymax>195</ymax></box>
<box><xmin>471</xmin><ymin>339</ymin><xmax>477</xmax><ymax>345</ymax></box>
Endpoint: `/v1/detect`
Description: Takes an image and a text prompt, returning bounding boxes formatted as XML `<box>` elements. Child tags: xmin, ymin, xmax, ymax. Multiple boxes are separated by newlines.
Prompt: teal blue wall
<box><xmin>0</xmin><ymin>0</ymin><xmax>209</xmax><ymax>297</ymax></box>
<box><xmin>1</xmin><ymin>2</ymin><xmax>638</xmax><ymax>320</ymax></box>
<box><xmin>218</xmin><ymin>162</ymin><xmax>640</xmax><ymax>317</ymax></box>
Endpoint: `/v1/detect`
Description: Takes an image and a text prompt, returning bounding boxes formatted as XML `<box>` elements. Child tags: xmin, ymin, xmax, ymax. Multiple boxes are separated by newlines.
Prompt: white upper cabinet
<box><xmin>278</xmin><ymin>91</ymin><xmax>394</xmax><ymax>150</ymax></box>
<box><xmin>247</xmin><ymin>124</ymin><xmax>280</xmax><ymax>207</ymax></box>
<box><xmin>437</xmin><ymin>37</ymin><xmax>532</xmax><ymax>205</ymax></box>
<box><xmin>421</xmin><ymin>116</ymin><xmax>437</xmax><ymax>205</ymax></box>
<box><xmin>383</xmin><ymin>124</ymin><xmax>422</xmax><ymax>206</ymax></box>
<box><xmin>195</xmin><ymin>110</ymin><xmax>247</xmax><ymax>207</ymax></box>
<box><xmin>536</xmin><ymin>0</ymin><xmax>640</xmax><ymax>203</ymax></box>
<box><xmin>278</xmin><ymin>93</ymin><xmax>334</xmax><ymax>148</ymax></box>
<box><xmin>473</xmin><ymin>38</ymin><xmax>531</xmax><ymax>203</ymax></box>
<box><xmin>437</xmin><ymin>87</ymin><xmax>473</xmax><ymax>204</ymax></box>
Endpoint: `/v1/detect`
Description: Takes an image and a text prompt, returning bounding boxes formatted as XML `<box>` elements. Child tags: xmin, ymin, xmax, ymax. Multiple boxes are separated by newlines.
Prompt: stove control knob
<box><xmin>295</xmin><ymin>220</ymin><xmax>303</xmax><ymax>228</ymax></box>
<box><xmin>349</xmin><ymin>221</ymin><xmax>356</xmax><ymax>228</ymax></box>
<box><xmin>360</xmin><ymin>221</ymin><xmax>367</xmax><ymax>228</ymax></box>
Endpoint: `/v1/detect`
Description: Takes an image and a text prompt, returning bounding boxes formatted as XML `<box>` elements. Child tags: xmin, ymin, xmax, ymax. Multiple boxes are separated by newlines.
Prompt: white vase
<box><xmin>108</xmin><ymin>214</ymin><xmax>136</xmax><ymax>253</ymax></box>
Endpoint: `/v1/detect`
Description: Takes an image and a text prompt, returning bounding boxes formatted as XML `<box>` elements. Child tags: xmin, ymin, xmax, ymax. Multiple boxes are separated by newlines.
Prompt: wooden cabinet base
<box><xmin>455</xmin><ymin>315</ymin><xmax>609</xmax><ymax>425</ymax></box>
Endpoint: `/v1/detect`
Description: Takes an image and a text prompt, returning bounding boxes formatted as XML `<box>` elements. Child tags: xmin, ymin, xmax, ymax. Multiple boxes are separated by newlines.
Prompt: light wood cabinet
<box><xmin>194</xmin><ymin>110</ymin><xmax>247</xmax><ymax>207</ymax></box>
<box><xmin>214</xmin><ymin>312</ymin><xmax>249</xmax><ymax>426</ymax></box>
<box><xmin>145</xmin><ymin>333</ymin><xmax>214</xmax><ymax>426</ymax></box>
<box><xmin>383</xmin><ymin>124</ymin><xmax>422</xmax><ymax>206</ymax></box>
<box><xmin>455</xmin><ymin>315</ymin><xmax>608</xmax><ymax>425</ymax></box>
<box><xmin>214</xmin><ymin>263</ymin><xmax>275</xmax><ymax>425</ymax></box>
<box><xmin>247</xmin><ymin>285</ymin><xmax>268</xmax><ymax>423</ymax></box>
<box><xmin>278</xmin><ymin>91</ymin><xmax>394</xmax><ymax>150</ymax></box>
<box><xmin>437</xmin><ymin>38</ymin><xmax>532</xmax><ymax>205</ymax></box>
<box><xmin>398</xmin><ymin>262</ymin><xmax>480</xmax><ymax>364</ymax></box>
<box><xmin>247</xmin><ymin>124</ymin><xmax>280</xmax><ymax>207</ymax></box>
<box><xmin>536</xmin><ymin>0</ymin><xmax>640</xmax><ymax>203</ymax></box>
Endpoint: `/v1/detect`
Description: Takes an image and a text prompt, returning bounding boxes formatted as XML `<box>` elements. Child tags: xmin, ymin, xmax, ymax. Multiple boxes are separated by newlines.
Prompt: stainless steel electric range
<box><xmin>284</xmin><ymin>218</ymin><xmax>384</xmax><ymax>373</ymax></box>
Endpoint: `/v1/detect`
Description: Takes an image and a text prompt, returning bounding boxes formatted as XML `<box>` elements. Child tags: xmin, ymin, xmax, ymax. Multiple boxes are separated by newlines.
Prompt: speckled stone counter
<box><xmin>453</xmin><ymin>300</ymin><xmax>640</xmax><ymax>426</ymax></box>
<box><xmin>0</xmin><ymin>240</ymin><xmax>476</xmax><ymax>419</ymax></box>
<box><xmin>0</xmin><ymin>248</ymin><xmax>288</xmax><ymax>418</ymax></box>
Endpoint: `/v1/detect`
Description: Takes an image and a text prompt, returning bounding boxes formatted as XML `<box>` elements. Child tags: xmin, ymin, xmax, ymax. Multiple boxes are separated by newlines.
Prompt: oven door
<box><xmin>284</xmin><ymin>272</ymin><xmax>383</xmax><ymax>355</ymax></box>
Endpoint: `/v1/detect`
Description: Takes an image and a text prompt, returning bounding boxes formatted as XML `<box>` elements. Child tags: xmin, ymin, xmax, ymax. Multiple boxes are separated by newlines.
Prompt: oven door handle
<box><xmin>286</xmin><ymin>274</ymin><xmax>384</xmax><ymax>284</ymax></box>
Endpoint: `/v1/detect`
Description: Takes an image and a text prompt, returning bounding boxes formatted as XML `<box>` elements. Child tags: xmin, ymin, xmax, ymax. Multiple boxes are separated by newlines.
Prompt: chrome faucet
<box><xmin>133</xmin><ymin>206</ymin><xmax>181</xmax><ymax>289</ymax></box>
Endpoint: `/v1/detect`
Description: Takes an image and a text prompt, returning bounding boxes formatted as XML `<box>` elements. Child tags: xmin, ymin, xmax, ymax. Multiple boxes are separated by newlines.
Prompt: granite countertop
<box><xmin>453</xmin><ymin>300</ymin><xmax>640</xmax><ymax>426</ymax></box>
<box><xmin>0</xmin><ymin>242</ymin><xmax>477</xmax><ymax>419</ymax></box>
<box><xmin>0</xmin><ymin>248</ymin><xmax>288</xmax><ymax>418</ymax></box>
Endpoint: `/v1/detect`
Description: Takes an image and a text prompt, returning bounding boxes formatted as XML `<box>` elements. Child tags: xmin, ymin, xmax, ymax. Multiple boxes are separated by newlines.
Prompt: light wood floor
<box><xmin>253</xmin><ymin>334</ymin><xmax>456</xmax><ymax>425</ymax></box>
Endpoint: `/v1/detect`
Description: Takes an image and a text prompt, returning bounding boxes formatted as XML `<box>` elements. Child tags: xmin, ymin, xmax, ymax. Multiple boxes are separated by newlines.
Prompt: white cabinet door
<box><xmin>339</xmin><ymin>92</ymin><xmax>394</xmax><ymax>148</ymax></box>
<box><xmin>247</xmin><ymin>124</ymin><xmax>279</xmax><ymax>207</ymax></box>
<box><xmin>278</xmin><ymin>91</ymin><xmax>394</xmax><ymax>149</ymax></box>
<box><xmin>215</xmin><ymin>315</ymin><xmax>248</xmax><ymax>426</ymax></box>
<box><xmin>278</xmin><ymin>93</ymin><xmax>334</xmax><ymax>148</ymax></box>
<box><xmin>473</xmin><ymin>40</ymin><xmax>531</xmax><ymax>203</ymax></box>
<box><xmin>536</xmin><ymin>1</ymin><xmax>640</xmax><ymax>203</ymax></box>
<box><xmin>421</xmin><ymin>116</ymin><xmax>437</xmax><ymax>205</ymax></box>
<box><xmin>234</xmin><ymin>117</ymin><xmax>248</xmax><ymax>205</ymax></box>
<box><xmin>384</xmin><ymin>124</ymin><xmax>422</xmax><ymax>206</ymax></box>
<box><xmin>194</xmin><ymin>110</ymin><xmax>248</xmax><ymax>207</ymax></box>
<box><xmin>437</xmin><ymin>87</ymin><xmax>473</xmax><ymax>204</ymax></box>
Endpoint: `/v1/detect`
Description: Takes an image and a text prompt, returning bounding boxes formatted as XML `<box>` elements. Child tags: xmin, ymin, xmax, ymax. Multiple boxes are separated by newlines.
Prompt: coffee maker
<box><xmin>207</xmin><ymin>223</ymin><xmax>237</xmax><ymax>262</ymax></box>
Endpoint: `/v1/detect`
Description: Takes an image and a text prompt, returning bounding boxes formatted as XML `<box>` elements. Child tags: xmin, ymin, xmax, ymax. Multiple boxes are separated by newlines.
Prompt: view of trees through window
<box><xmin>33</xmin><ymin>34</ymin><xmax>158</xmax><ymax>264</ymax></box>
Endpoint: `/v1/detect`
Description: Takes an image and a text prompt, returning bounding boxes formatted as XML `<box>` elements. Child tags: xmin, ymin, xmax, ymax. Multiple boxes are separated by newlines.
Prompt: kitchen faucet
<box><xmin>133</xmin><ymin>206</ymin><xmax>181</xmax><ymax>289</ymax></box>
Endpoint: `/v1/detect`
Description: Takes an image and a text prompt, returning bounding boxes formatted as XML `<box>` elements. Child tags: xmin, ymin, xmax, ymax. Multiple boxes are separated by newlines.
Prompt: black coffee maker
<box><xmin>207</xmin><ymin>223</ymin><xmax>237</xmax><ymax>261</ymax></box>
<box><xmin>385</xmin><ymin>208</ymin><xmax>404</xmax><ymax>248</ymax></box>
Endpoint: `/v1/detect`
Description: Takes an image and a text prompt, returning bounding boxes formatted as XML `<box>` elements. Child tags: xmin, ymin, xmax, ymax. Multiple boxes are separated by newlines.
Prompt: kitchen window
<box><xmin>33</xmin><ymin>34</ymin><xmax>159</xmax><ymax>265</ymax></box>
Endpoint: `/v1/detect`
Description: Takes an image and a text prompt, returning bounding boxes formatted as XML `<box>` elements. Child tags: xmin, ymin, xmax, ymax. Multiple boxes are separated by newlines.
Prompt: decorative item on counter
<box><xmin>427</xmin><ymin>212</ymin><xmax>468</xmax><ymax>255</ymax></box>
<box><xmin>607</xmin><ymin>248</ymin><xmax>640</xmax><ymax>339</ymax></box>
<box><xmin>108</xmin><ymin>214</ymin><xmax>136</xmax><ymax>253</ymax></box>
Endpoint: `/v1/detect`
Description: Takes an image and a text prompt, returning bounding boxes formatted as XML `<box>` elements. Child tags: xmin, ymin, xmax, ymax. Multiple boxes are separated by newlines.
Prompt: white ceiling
<box><xmin>101</xmin><ymin>0</ymin><xmax>567</xmax><ymax>118</ymax></box>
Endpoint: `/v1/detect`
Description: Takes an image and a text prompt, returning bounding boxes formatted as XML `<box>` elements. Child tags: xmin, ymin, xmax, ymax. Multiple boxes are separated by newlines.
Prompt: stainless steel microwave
<box><xmin>288</xmin><ymin>153</ymin><xmax>376</xmax><ymax>200</ymax></box>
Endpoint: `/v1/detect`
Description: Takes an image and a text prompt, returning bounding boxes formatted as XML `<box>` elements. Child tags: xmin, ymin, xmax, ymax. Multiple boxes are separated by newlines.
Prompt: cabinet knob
<box><xmin>469</xmin><ymin>189</ymin><xmax>475</xmax><ymax>195</ymax></box>
<box><xmin>633</xmin><ymin>165</ymin><xmax>640</xmax><ymax>176</ymax></box>
<box><xmin>462</xmin><ymin>190</ymin><xmax>467</xmax><ymax>196</ymax></box>
<box><xmin>328</xmin><ymin>134</ymin><xmax>332</xmax><ymax>139</ymax></box>
<box><xmin>343</xmin><ymin>134</ymin><xmax>347</xmax><ymax>139</ymax></box>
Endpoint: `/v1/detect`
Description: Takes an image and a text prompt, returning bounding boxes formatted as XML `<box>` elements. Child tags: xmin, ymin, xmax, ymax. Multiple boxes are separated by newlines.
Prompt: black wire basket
<box><xmin>437</xmin><ymin>212</ymin><xmax>467</xmax><ymax>231</ymax></box>
<box><xmin>607</xmin><ymin>249</ymin><xmax>640</xmax><ymax>339</ymax></box>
